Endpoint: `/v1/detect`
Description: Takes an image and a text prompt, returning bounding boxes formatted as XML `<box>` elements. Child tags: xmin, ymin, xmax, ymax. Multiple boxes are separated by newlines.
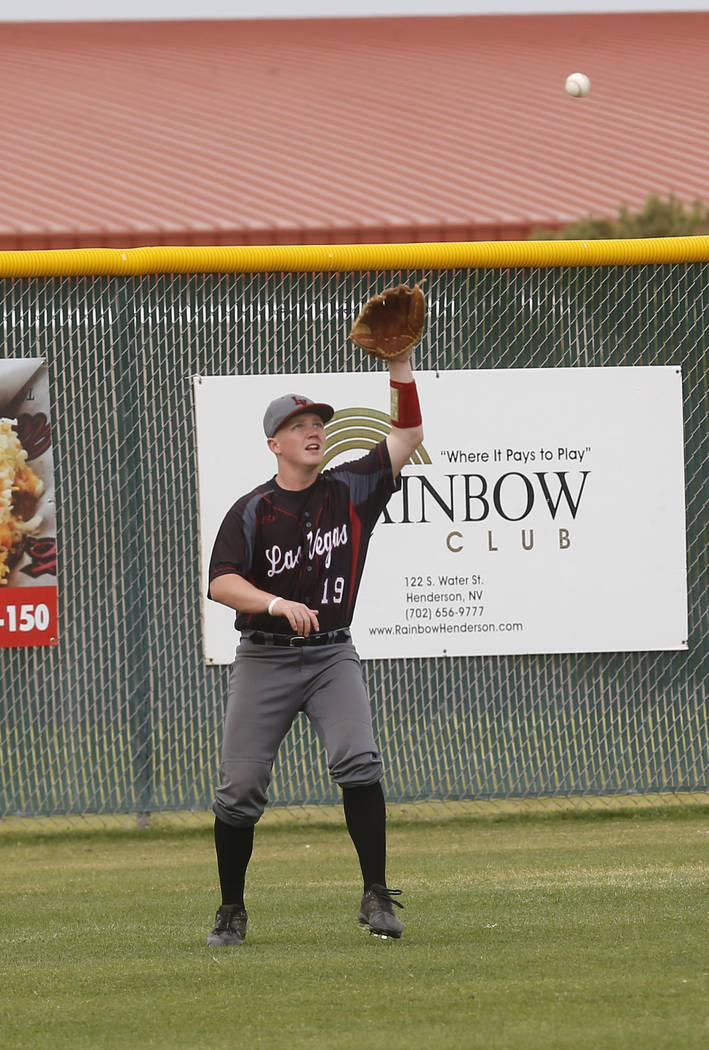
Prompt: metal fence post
<box><xmin>114</xmin><ymin>278</ymin><xmax>154</xmax><ymax>823</ymax></box>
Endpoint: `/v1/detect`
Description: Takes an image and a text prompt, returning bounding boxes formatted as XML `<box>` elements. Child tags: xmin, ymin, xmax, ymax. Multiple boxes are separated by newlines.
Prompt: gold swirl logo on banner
<box><xmin>322</xmin><ymin>407</ymin><xmax>431</xmax><ymax>469</ymax></box>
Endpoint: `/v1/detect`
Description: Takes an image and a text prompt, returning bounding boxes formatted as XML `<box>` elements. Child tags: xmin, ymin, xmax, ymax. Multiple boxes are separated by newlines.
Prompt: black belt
<box><xmin>244</xmin><ymin>629</ymin><xmax>351</xmax><ymax>648</ymax></box>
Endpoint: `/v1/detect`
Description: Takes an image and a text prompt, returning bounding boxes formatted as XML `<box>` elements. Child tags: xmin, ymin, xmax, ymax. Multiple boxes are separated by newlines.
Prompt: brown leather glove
<box><xmin>349</xmin><ymin>284</ymin><xmax>426</xmax><ymax>360</ymax></box>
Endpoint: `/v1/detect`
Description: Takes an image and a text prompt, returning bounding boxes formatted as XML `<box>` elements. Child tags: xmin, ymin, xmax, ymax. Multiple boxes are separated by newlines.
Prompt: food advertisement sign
<box><xmin>0</xmin><ymin>359</ymin><xmax>58</xmax><ymax>647</ymax></box>
<box><xmin>194</xmin><ymin>367</ymin><xmax>688</xmax><ymax>662</ymax></box>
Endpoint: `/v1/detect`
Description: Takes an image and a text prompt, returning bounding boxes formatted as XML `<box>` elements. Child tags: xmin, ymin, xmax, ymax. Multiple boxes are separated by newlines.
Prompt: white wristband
<box><xmin>267</xmin><ymin>597</ymin><xmax>282</xmax><ymax>616</ymax></box>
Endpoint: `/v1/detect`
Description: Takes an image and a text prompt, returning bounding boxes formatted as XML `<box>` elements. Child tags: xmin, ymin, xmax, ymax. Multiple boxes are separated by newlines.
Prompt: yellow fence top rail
<box><xmin>1</xmin><ymin>237</ymin><xmax>709</xmax><ymax>277</ymax></box>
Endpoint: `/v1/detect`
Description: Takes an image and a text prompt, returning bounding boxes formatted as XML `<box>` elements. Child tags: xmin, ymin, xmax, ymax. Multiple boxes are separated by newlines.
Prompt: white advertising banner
<box><xmin>193</xmin><ymin>367</ymin><xmax>688</xmax><ymax>662</ymax></box>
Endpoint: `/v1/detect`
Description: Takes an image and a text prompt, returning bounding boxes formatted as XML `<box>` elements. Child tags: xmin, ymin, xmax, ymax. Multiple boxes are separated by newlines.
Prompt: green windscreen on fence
<box><xmin>1</xmin><ymin>261</ymin><xmax>707</xmax><ymax>818</ymax></box>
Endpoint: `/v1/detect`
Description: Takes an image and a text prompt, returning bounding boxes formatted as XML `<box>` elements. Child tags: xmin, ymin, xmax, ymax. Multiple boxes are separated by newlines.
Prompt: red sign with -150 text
<box><xmin>0</xmin><ymin>586</ymin><xmax>58</xmax><ymax>647</ymax></box>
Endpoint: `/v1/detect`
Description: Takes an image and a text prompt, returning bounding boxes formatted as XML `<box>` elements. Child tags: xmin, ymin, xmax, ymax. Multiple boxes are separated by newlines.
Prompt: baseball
<box><xmin>565</xmin><ymin>72</ymin><xmax>591</xmax><ymax>97</ymax></box>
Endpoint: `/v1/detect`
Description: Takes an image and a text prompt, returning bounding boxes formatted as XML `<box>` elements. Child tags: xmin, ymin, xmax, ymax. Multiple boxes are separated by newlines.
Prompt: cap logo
<box><xmin>292</xmin><ymin>397</ymin><xmax>309</xmax><ymax>406</ymax></box>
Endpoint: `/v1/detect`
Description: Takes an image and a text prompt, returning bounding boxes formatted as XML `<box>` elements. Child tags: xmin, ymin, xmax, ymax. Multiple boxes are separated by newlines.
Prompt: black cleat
<box><xmin>358</xmin><ymin>884</ymin><xmax>404</xmax><ymax>939</ymax></box>
<box><xmin>206</xmin><ymin>904</ymin><xmax>248</xmax><ymax>947</ymax></box>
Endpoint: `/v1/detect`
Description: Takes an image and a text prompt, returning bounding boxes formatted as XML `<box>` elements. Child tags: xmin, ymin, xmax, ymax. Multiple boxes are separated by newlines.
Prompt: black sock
<box><xmin>214</xmin><ymin>816</ymin><xmax>254</xmax><ymax>909</ymax></box>
<box><xmin>342</xmin><ymin>781</ymin><xmax>387</xmax><ymax>891</ymax></box>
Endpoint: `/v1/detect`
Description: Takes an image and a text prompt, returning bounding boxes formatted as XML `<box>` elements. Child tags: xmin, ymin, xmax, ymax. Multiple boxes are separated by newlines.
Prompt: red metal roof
<box><xmin>0</xmin><ymin>12</ymin><xmax>707</xmax><ymax>249</ymax></box>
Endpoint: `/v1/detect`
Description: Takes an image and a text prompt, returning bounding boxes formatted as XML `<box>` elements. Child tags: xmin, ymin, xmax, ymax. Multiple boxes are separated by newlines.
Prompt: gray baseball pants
<box><xmin>212</xmin><ymin>637</ymin><xmax>383</xmax><ymax>828</ymax></box>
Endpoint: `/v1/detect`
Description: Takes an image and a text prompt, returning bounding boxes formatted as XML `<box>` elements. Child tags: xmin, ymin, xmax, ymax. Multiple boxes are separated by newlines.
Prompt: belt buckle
<box><xmin>289</xmin><ymin>635</ymin><xmax>307</xmax><ymax>647</ymax></box>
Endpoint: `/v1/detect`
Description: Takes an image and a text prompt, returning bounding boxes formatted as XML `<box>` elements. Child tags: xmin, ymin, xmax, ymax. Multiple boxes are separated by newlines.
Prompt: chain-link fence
<box><xmin>1</xmin><ymin>258</ymin><xmax>707</xmax><ymax>824</ymax></box>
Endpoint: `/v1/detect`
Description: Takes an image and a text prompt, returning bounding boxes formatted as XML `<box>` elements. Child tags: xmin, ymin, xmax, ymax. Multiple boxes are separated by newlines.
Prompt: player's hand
<box><xmin>386</xmin><ymin>345</ymin><xmax>413</xmax><ymax>365</ymax></box>
<box><xmin>274</xmin><ymin>599</ymin><xmax>320</xmax><ymax>636</ymax></box>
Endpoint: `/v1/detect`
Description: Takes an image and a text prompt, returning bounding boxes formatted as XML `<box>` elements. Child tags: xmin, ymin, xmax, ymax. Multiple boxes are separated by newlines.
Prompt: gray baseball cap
<box><xmin>263</xmin><ymin>393</ymin><xmax>335</xmax><ymax>438</ymax></box>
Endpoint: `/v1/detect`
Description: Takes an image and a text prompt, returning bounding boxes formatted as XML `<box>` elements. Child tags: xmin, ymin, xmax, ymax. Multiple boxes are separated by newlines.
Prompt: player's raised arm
<box><xmin>385</xmin><ymin>349</ymin><xmax>424</xmax><ymax>478</ymax></box>
<box><xmin>348</xmin><ymin>283</ymin><xmax>425</xmax><ymax>478</ymax></box>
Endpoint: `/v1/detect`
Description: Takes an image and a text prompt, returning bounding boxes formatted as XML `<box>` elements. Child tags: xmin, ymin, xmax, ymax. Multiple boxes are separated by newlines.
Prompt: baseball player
<box><xmin>206</xmin><ymin>286</ymin><xmax>426</xmax><ymax>945</ymax></box>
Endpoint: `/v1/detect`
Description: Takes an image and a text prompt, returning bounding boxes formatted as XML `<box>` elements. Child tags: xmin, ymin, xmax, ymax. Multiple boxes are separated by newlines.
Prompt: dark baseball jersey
<box><xmin>208</xmin><ymin>441</ymin><xmax>400</xmax><ymax>633</ymax></box>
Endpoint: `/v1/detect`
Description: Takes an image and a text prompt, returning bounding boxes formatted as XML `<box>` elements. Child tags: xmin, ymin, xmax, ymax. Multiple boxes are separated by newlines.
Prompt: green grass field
<box><xmin>1</xmin><ymin>806</ymin><xmax>708</xmax><ymax>1050</ymax></box>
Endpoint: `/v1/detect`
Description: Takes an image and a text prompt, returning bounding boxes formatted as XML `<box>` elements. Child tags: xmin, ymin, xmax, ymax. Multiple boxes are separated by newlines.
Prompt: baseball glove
<box><xmin>349</xmin><ymin>284</ymin><xmax>426</xmax><ymax>360</ymax></box>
